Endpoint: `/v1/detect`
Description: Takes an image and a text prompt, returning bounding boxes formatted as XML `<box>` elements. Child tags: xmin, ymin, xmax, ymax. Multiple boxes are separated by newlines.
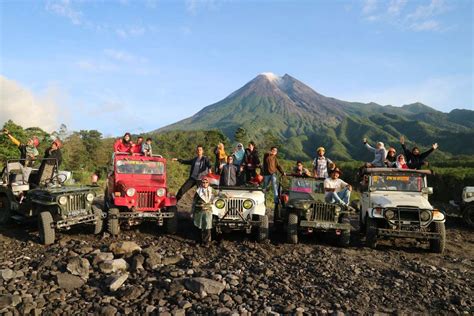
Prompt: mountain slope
<box><xmin>157</xmin><ymin>73</ymin><xmax>473</xmax><ymax>160</ymax></box>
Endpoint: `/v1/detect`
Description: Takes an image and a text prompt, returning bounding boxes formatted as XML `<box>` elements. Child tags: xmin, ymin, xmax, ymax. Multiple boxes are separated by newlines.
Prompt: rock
<box><xmin>56</xmin><ymin>273</ymin><xmax>85</xmax><ymax>291</ymax></box>
<box><xmin>0</xmin><ymin>295</ymin><xmax>13</xmax><ymax>309</ymax></box>
<box><xmin>11</xmin><ymin>295</ymin><xmax>22</xmax><ymax>307</ymax></box>
<box><xmin>178</xmin><ymin>300</ymin><xmax>192</xmax><ymax>309</ymax></box>
<box><xmin>93</xmin><ymin>252</ymin><xmax>114</xmax><ymax>266</ymax></box>
<box><xmin>0</xmin><ymin>268</ymin><xmax>15</xmax><ymax>280</ymax></box>
<box><xmin>162</xmin><ymin>256</ymin><xmax>181</xmax><ymax>266</ymax></box>
<box><xmin>131</xmin><ymin>254</ymin><xmax>145</xmax><ymax>271</ymax></box>
<box><xmin>78</xmin><ymin>246</ymin><xmax>94</xmax><ymax>255</ymax></box>
<box><xmin>99</xmin><ymin>259</ymin><xmax>129</xmax><ymax>274</ymax></box>
<box><xmin>101</xmin><ymin>305</ymin><xmax>117</xmax><ymax>316</ymax></box>
<box><xmin>66</xmin><ymin>257</ymin><xmax>90</xmax><ymax>280</ymax></box>
<box><xmin>172</xmin><ymin>309</ymin><xmax>186</xmax><ymax>316</ymax></box>
<box><xmin>109</xmin><ymin>241</ymin><xmax>141</xmax><ymax>256</ymax></box>
<box><xmin>183</xmin><ymin>277</ymin><xmax>226</xmax><ymax>295</ymax></box>
<box><xmin>118</xmin><ymin>286</ymin><xmax>145</xmax><ymax>301</ymax></box>
<box><xmin>106</xmin><ymin>273</ymin><xmax>129</xmax><ymax>292</ymax></box>
<box><xmin>216</xmin><ymin>307</ymin><xmax>232</xmax><ymax>315</ymax></box>
<box><xmin>142</xmin><ymin>247</ymin><xmax>162</xmax><ymax>269</ymax></box>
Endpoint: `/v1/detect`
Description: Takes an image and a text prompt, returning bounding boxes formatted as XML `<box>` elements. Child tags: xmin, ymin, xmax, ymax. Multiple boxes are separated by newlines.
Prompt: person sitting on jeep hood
<box><xmin>173</xmin><ymin>145</ymin><xmax>212</xmax><ymax>201</ymax></box>
<box><xmin>324</xmin><ymin>168</ymin><xmax>352</xmax><ymax>206</ymax></box>
<box><xmin>192</xmin><ymin>177</ymin><xmax>215</xmax><ymax>245</ymax></box>
<box><xmin>363</xmin><ymin>138</ymin><xmax>387</xmax><ymax>167</ymax></box>
<box><xmin>113</xmin><ymin>132</ymin><xmax>133</xmax><ymax>153</ymax></box>
<box><xmin>132</xmin><ymin>136</ymin><xmax>144</xmax><ymax>154</ymax></box>
<box><xmin>292</xmin><ymin>161</ymin><xmax>311</xmax><ymax>177</ymax></box>
<box><xmin>400</xmin><ymin>136</ymin><xmax>438</xmax><ymax>170</ymax></box>
<box><xmin>312</xmin><ymin>147</ymin><xmax>333</xmax><ymax>178</ymax></box>
<box><xmin>220</xmin><ymin>156</ymin><xmax>237</xmax><ymax>187</ymax></box>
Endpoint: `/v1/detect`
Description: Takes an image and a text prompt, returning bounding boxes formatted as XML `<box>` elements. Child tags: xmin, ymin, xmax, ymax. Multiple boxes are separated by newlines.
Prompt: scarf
<box><xmin>196</xmin><ymin>186</ymin><xmax>214</xmax><ymax>203</ymax></box>
<box><xmin>233</xmin><ymin>143</ymin><xmax>245</xmax><ymax>164</ymax></box>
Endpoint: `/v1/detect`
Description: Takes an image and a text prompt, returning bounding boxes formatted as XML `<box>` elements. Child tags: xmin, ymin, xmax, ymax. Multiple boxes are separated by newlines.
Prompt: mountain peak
<box><xmin>259</xmin><ymin>72</ymin><xmax>281</xmax><ymax>83</ymax></box>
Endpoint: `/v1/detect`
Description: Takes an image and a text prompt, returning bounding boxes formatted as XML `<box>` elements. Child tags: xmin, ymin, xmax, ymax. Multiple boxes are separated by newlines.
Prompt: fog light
<box><xmin>384</xmin><ymin>209</ymin><xmax>395</xmax><ymax>220</ymax></box>
<box><xmin>243</xmin><ymin>199</ymin><xmax>254</xmax><ymax>209</ymax></box>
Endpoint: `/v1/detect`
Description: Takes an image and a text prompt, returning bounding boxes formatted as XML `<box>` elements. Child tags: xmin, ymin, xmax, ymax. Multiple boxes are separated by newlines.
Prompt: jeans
<box><xmin>264</xmin><ymin>174</ymin><xmax>279</xmax><ymax>204</ymax></box>
<box><xmin>325</xmin><ymin>187</ymin><xmax>351</xmax><ymax>205</ymax></box>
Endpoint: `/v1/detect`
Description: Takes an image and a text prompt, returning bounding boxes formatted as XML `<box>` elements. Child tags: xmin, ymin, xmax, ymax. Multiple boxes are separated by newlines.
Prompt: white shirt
<box><xmin>324</xmin><ymin>178</ymin><xmax>348</xmax><ymax>197</ymax></box>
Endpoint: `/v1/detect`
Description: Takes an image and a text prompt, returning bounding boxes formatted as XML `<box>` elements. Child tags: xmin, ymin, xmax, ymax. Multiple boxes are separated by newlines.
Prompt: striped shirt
<box><xmin>312</xmin><ymin>156</ymin><xmax>333</xmax><ymax>178</ymax></box>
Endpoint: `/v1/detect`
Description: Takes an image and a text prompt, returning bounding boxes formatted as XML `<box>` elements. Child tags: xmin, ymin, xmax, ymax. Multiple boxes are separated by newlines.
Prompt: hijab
<box><xmin>233</xmin><ymin>143</ymin><xmax>245</xmax><ymax>164</ymax></box>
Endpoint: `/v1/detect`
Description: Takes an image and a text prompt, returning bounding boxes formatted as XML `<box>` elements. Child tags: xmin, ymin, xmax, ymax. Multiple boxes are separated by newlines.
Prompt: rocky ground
<box><xmin>0</xmin><ymin>200</ymin><xmax>473</xmax><ymax>315</ymax></box>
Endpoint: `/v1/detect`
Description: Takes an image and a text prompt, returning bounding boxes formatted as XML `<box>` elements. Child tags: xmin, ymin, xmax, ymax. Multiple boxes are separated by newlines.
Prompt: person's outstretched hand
<box><xmin>432</xmin><ymin>143</ymin><xmax>438</xmax><ymax>150</ymax></box>
<box><xmin>400</xmin><ymin>136</ymin><xmax>405</xmax><ymax>144</ymax></box>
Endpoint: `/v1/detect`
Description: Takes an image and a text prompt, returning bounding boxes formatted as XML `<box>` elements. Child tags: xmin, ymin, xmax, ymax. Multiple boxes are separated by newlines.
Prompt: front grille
<box><xmin>310</xmin><ymin>203</ymin><xmax>337</xmax><ymax>222</ymax></box>
<box><xmin>64</xmin><ymin>194</ymin><xmax>86</xmax><ymax>212</ymax></box>
<box><xmin>224</xmin><ymin>199</ymin><xmax>244</xmax><ymax>220</ymax></box>
<box><xmin>137</xmin><ymin>191</ymin><xmax>155</xmax><ymax>208</ymax></box>
<box><xmin>397</xmin><ymin>208</ymin><xmax>420</xmax><ymax>222</ymax></box>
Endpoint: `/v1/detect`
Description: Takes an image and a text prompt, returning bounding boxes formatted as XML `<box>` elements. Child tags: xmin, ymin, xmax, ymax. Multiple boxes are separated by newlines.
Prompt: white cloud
<box><xmin>362</xmin><ymin>0</ymin><xmax>378</xmax><ymax>15</ymax></box>
<box><xmin>0</xmin><ymin>76</ymin><xmax>63</xmax><ymax>132</ymax></box>
<box><xmin>185</xmin><ymin>0</ymin><xmax>220</xmax><ymax>14</ymax></box>
<box><xmin>76</xmin><ymin>60</ymin><xmax>119</xmax><ymax>73</ymax></box>
<box><xmin>45</xmin><ymin>0</ymin><xmax>82</xmax><ymax>25</ymax></box>
<box><xmin>409</xmin><ymin>20</ymin><xmax>440</xmax><ymax>31</ymax></box>
<box><xmin>407</xmin><ymin>0</ymin><xmax>448</xmax><ymax>20</ymax></box>
<box><xmin>116</xmin><ymin>25</ymin><xmax>146</xmax><ymax>38</ymax></box>
<box><xmin>388</xmin><ymin>0</ymin><xmax>407</xmax><ymax>15</ymax></box>
<box><xmin>103</xmin><ymin>49</ymin><xmax>147</xmax><ymax>63</ymax></box>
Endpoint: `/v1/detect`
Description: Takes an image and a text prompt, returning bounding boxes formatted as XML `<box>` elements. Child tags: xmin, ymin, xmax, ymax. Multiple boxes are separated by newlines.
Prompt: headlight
<box><xmin>384</xmin><ymin>209</ymin><xmax>395</xmax><ymax>220</ymax></box>
<box><xmin>466</xmin><ymin>192</ymin><xmax>473</xmax><ymax>198</ymax></box>
<box><xmin>126</xmin><ymin>188</ymin><xmax>136</xmax><ymax>197</ymax></box>
<box><xmin>86</xmin><ymin>193</ymin><xmax>95</xmax><ymax>202</ymax></box>
<box><xmin>420</xmin><ymin>210</ymin><xmax>431</xmax><ymax>221</ymax></box>
<box><xmin>156</xmin><ymin>188</ymin><xmax>166</xmax><ymax>197</ymax></box>
<box><xmin>243</xmin><ymin>199</ymin><xmax>254</xmax><ymax>209</ymax></box>
<box><xmin>58</xmin><ymin>196</ymin><xmax>68</xmax><ymax>205</ymax></box>
<box><xmin>215</xmin><ymin>199</ymin><xmax>225</xmax><ymax>209</ymax></box>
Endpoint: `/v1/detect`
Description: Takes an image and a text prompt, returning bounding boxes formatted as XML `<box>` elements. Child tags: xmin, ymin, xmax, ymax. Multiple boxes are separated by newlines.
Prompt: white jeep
<box><xmin>358</xmin><ymin>168</ymin><xmax>446</xmax><ymax>253</ymax></box>
<box><xmin>460</xmin><ymin>186</ymin><xmax>474</xmax><ymax>228</ymax></box>
<box><xmin>211</xmin><ymin>186</ymin><xmax>269</xmax><ymax>242</ymax></box>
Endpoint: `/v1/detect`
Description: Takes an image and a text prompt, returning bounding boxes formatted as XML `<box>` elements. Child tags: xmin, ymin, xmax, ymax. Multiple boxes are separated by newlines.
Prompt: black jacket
<box><xmin>241</xmin><ymin>148</ymin><xmax>260</xmax><ymax>170</ymax></box>
<box><xmin>179</xmin><ymin>156</ymin><xmax>211</xmax><ymax>180</ymax></box>
<box><xmin>219</xmin><ymin>164</ymin><xmax>237</xmax><ymax>187</ymax></box>
<box><xmin>401</xmin><ymin>144</ymin><xmax>434</xmax><ymax>170</ymax></box>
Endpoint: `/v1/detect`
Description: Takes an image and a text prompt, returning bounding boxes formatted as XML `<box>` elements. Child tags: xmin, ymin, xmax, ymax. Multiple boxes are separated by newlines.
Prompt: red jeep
<box><xmin>105</xmin><ymin>153</ymin><xmax>177</xmax><ymax>235</ymax></box>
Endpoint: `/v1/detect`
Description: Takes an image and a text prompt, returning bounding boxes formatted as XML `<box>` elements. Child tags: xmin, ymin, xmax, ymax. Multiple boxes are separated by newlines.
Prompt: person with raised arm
<box><xmin>400</xmin><ymin>136</ymin><xmax>438</xmax><ymax>170</ymax></box>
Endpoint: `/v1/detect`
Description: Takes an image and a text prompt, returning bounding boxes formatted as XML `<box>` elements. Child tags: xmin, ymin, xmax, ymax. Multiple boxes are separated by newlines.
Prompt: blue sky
<box><xmin>0</xmin><ymin>0</ymin><xmax>472</xmax><ymax>135</ymax></box>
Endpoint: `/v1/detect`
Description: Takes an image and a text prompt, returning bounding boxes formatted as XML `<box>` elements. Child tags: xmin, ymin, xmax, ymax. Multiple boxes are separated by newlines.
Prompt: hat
<box><xmin>317</xmin><ymin>147</ymin><xmax>325</xmax><ymax>153</ymax></box>
<box><xmin>331</xmin><ymin>168</ymin><xmax>342</xmax><ymax>175</ymax></box>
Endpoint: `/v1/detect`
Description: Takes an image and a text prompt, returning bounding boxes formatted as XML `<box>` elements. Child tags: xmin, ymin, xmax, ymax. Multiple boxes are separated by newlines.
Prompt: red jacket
<box><xmin>114</xmin><ymin>139</ymin><xmax>133</xmax><ymax>153</ymax></box>
<box><xmin>131</xmin><ymin>143</ymin><xmax>143</xmax><ymax>154</ymax></box>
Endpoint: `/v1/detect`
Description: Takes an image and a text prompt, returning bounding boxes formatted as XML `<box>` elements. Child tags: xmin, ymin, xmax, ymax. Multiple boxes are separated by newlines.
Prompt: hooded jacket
<box><xmin>401</xmin><ymin>144</ymin><xmax>434</xmax><ymax>170</ymax></box>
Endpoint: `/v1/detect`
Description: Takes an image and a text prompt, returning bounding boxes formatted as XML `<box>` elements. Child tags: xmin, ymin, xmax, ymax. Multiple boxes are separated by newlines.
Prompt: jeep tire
<box><xmin>287</xmin><ymin>212</ymin><xmax>298</xmax><ymax>244</ymax></box>
<box><xmin>165</xmin><ymin>206</ymin><xmax>178</xmax><ymax>234</ymax></box>
<box><xmin>366</xmin><ymin>217</ymin><xmax>378</xmax><ymax>249</ymax></box>
<box><xmin>108</xmin><ymin>208</ymin><xmax>120</xmax><ymax>236</ymax></box>
<box><xmin>429</xmin><ymin>222</ymin><xmax>446</xmax><ymax>253</ymax></box>
<box><xmin>0</xmin><ymin>195</ymin><xmax>11</xmax><ymax>225</ymax></box>
<box><xmin>462</xmin><ymin>204</ymin><xmax>474</xmax><ymax>229</ymax></box>
<box><xmin>39</xmin><ymin>211</ymin><xmax>55</xmax><ymax>245</ymax></box>
<box><xmin>337</xmin><ymin>215</ymin><xmax>351</xmax><ymax>247</ymax></box>
<box><xmin>93</xmin><ymin>207</ymin><xmax>103</xmax><ymax>234</ymax></box>
<box><xmin>258</xmin><ymin>214</ymin><xmax>269</xmax><ymax>242</ymax></box>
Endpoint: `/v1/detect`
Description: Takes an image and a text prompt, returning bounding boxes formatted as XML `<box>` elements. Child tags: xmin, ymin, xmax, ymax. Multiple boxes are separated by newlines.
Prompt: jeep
<box><xmin>0</xmin><ymin>159</ymin><xmax>103</xmax><ymax>245</ymax></box>
<box><xmin>275</xmin><ymin>176</ymin><xmax>352</xmax><ymax>246</ymax></box>
<box><xmin>450</xmin><ymin>186</ymin><xmax>474</xmax><ymax>228</ymax></box>
<box><xmin>358</xmin><ymin>168</ymin><xmax>446</xmax><ymax>253</ymax></box>
<box><xmin>212</xmin><ymin>185</ymin><xmax>269</xmax><ymax>242</ymax></box>
<box><xmin>105</xmin><ymin>153</ymin><xmax>177</xmax><ymax>235</ymax></box>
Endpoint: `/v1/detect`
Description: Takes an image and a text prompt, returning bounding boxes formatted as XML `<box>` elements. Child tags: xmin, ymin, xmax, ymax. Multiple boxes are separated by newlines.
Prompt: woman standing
<box><xmin>192</xmin><ymin>177</ymin><xmax>215</xmax><ymax>245</ymax></box>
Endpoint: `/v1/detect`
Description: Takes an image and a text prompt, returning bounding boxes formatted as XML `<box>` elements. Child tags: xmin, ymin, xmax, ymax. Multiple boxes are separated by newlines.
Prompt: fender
<box><xmin>163</xmin><ymin>196</ymin><xmax>177</xmax><ymax>207</ymax></box>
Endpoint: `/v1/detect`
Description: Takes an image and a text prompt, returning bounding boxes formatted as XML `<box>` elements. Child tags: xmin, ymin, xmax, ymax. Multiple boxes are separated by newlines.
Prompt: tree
<box><xmin>234</xmin><ymin>127</ymin><xmax>248</xmax><ymax>145</ymax></box>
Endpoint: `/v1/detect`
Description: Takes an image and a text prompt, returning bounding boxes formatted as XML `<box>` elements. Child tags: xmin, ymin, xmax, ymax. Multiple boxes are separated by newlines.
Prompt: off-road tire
<box><xmin>258</xmin><ymin>214</ymin><xmax>269</xmax><ymax>242</ymax></box>
<box><xmin>366</xmin><ymin>217</ymin><xmax>378</xmax><ymax>249</ymax></box>
<box><xmin>287</xmin><ymin>213</ymin><xmax>298</xmax><ymax>244</ymax></box>
<box><xmin>39</xmin><ymin>212</ymin><xmax>55</xmax><ymax>245</ymax></box>
<box><xmin>165</xmin><ymin>206</ymin><xmax>178</xmax><ymax>234</ymax></box>
<box><xmin>93</xmin><ymin>207</ymin><xmax>103</xmax><ymax>234</ymax></box>
<box><xmin>108</xmin><ymin>208</ymin><xmax>120</xmax><ymax>236</ymax></box>
<box><xmin>462</xmin><ymin>205</ymin><xmax>474</xmax><ymax>229</ymax></box>
<box><xmin>0</xmin><ymin>195</ymin><xmax>11</xmax><ymax>225</ymax></box>
<box><xmin>429</xmin><ymin>222</ymin><xmax>446</xmax><ymax>254</ymax></box>
<box><xmin>359</xmin><ymin>209</ymin><xmax>366</xmax><ymax>234</ymax></box>
<box><xmin>337</xmin><ymin>215</ymin><xmax>351</xmax><ymax>247</ymax></box>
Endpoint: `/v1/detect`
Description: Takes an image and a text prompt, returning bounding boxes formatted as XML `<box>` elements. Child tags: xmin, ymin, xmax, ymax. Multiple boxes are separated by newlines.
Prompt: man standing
<box><xmin>292</xmin><ymin>161</ymin><xmax>312</xmax><ymax>177</ymax></box>
<box><xmin>241</xmin><ymin>141</ymin><xmax>260</xmax><ymax>183</ymax></box>
<box><xmin>312</xmin><ymin>147</ymin><xmax>333</xmax><ymax>178</ymax></box>
<box><xmin>400</xmin><ymin>136</ymin><xmax>438</xmax><ymax>170</ymax></box>
<box><xmin>220</xmin><ymin>156</ymin><xmax>237</xmax><ymax>187</ymax></box>
<box><xmin>324</xmin><ymin>168</ymin><xmax>352</xmax><ymax>206</ymax></box>
<box><xmin>262</xmin><ymin>147</ymin><xmax>285</xmax><ymax>206</ymax></box>
<box><xmin>173</xmin><ymin>145</ymin><xmax>212</xmax><ymax>201</ymax></box>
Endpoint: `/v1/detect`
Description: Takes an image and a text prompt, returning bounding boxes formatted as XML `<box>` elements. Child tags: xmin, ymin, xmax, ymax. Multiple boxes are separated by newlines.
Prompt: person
<box><xmin>385</xmin><ymin>147</ymin><xmax>397</xmax><ymax>167</ymax></box>
<box><xmin>262</xmin><ymin>147</ymin><xmax>286</xmax><ymax>206</ymax></box>
<box><xmin>395</xmin><ymin>154</ymin><xmax>408</xmax><ymax>169</ymax></box>
<box><xmin>220</xmin><ymin>156</ymin><xmax>238</xmax><ymax>187</ymax></box>
<box><xmin>213</xmin><ymin>143</ymin><xmax>227</xmax><ymax>174</ymax></box>
<box><xmin>312</xmin><ymin>147</ymin><xmax>333</xmax><ymax>178</ymax></box>
<box><xmin>2</xmin><ymin>128</ymin><xmax>39</xmax><ymax>183</ymax></box>
<box><xmin>191</xmin><ymin>177</ymin><xmax>215</xmax><ymax>245</ymax></box>
<box><xmin>114</xmin><ymin>133</ymin><xmax>133</xmax><ymax>153</ymax></box>
<box><xmin>36</xmin><ymin>139</ymin><xmax>62</xmax><ymax>186</ymax></box>
<box><xmin>241</xmin><ymin>141</ymin><xmax>260</xmax><ymax>183</ymax></box>
<box><xmin>324</xmin><ymin>168</ymin><xmax>352</xmax><ymax>207</ymax></box>
<box><xmin>327</xmin><ymin>162</ymin><xmax>336</xmax><ymax>175</ymax></box>
<box><xmin>132</xmin><ymin>136</ymin><xmax>144</xmax><ymax>155</ymax></box>
<box><xmin>232</xmin><ymin>143</ymin><xmax>245</xmax><ymax>185</ymax></box>
<box><xmin>142</xmin><ymin>138</ymin><xmax>153</xmax><ymax>156</ymax></box>
<box><xmin>173</xmin><ymin>145</ymin><xmax>212</xmax><ymax>201</ymax></box>
<box><xmin>400</xmin><ymin>136</ymin><xmax>438</xmax><ymax>170</ymax></box>
<box><xmin>292</xmin><ymin>161</ymin><xmax>312</xmax><ymax>177</ymax></box>
<box><xmin>363</xmin><ymin>138</ymin><xmax>388</xmax><ymax>167</ymax></box>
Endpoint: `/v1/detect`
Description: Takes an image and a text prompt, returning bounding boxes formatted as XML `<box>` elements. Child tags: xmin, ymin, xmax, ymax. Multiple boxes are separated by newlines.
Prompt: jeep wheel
<box><xmin>287</xmin><ymin>213</ymin><xmax>298</xmax><ymax>244</ymax></box>
<box><xmin>93</xmin><ymin>207</ymin><xmax>104</xmax><ymax>235</ymax></box>
<box><xmin>39</xmin><ymin>212</ymin><xmax>55</xmax><ymax>245</ymax></box>
<box><xmin>462</xmin><ymin>205</ymin><xmax>474</xmax><ymax>229</ymax></box>
<box><xmin>366</xmin><ymin>217</ymin><xmax>378</xmax><ymax>249</ymax></box>
<box><xmin>0</xmin><ymin>195</ymin><xmax>11</xmax><ymax>225</ymax></box>
<box><xmin>165</xmin><ymin>206</ymin><xmax>178</xmax><ymax>235</ymax></box>
<box><xmin>358</xmin><ymin>207</ymin><xmax>366</xmax><ymax>234</ymax></box>
<box><xmin>108</xmin><ymin>208</ymin><xmax>120</xmax><ymax>236</ymax></box>
<box><xmin>429</xmin><ymin>222</ymin><xmax>446</xmax><ymax>254</ymax></box>
<box><xmin>337</xmin><ymin>215</ymin><xmax>351</xmax><ymax>247</ymax></box>
<box><xmin>258</xmin><ymin>214</ymin><xmax>269</xmax><ymax>242</ymax></box>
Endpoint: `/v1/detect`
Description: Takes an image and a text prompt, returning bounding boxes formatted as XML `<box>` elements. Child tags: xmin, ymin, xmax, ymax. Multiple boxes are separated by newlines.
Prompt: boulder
<box><xmin>99</xmin><ymin>259</ymin><xmax>129</xmax><ymax>274</ymax></box>
<box><xmin>56</xmin><ymin>273</ymin><xmax>85</xmax><ymax>291</ymax></box>
<box><xmin>109</xmin><ymin>242</ymin><xmax>141</xmax><ymax>256</ymax></box>
<box><xmin>106</xmin><ymin>273</ymin><xmax>129</xmax><ymax>292</ymax></box>
<box><xmin>183</xmin><ymin>277</ymin><xmax>226</xmax><ymax>295</ymax></box>
<box><xmin>0</xmin><ymin>268</ymin><xmax>15</xmax><ymax>281</ymax></box>
<box><xmin>92</xmin><ymin>252</ymin><xmax>114</xmax><ymax>266</ymax></box>
<box><xmin>162</xmin><ymin>256</ymin><xmax>181</xmax><ymax>266</ymax></box>
<box><xmin>66</xmin><ymin>257</ymin><xmax>90</xmax><ymax>280</ymax></box>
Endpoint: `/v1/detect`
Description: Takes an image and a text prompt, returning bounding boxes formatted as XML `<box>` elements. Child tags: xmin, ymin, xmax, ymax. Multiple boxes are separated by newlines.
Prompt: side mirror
<box><xmin>422</xmin><ymin>187</ymin><xmax>433</xmax><ymax>195</ymax></box>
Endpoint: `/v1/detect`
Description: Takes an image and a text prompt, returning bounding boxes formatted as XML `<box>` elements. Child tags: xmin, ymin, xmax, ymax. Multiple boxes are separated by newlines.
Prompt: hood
<box><xmin>370</xmin><ymin>191</ymin><xmax>432</xmax><ymax>209</ymax></box>
<box><xmin>219</xmin><ymin>189</ymin><xmax>265</xmax><ymax>202</ymax></box>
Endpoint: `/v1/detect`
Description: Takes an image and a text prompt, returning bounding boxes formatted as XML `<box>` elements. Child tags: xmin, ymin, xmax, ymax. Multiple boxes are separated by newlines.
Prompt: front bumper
<box><xmin>56</xmin><ymin>213</ymin><xmax>99</xmax><ymax>229</ymax></box>
<box><xmin>300</xmin><ymin>220</ymin><xmax>350</xmax><ymax>231</ymax></box>
<box><xmin>110</xmin><ymin>210</ymin><xmax>175</xmax><ymax>220</ymax></box>
<box><xmin>377</xmin><ymin>228</ymin><xmax>440</xmax><ymax>239</ymax></box>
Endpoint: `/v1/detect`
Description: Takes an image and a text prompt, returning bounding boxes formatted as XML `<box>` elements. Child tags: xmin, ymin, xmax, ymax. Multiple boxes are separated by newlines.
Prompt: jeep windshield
<box><xmin>116</xmin><ymin>160</ymin><xmax>164</xmax><ymax>175</ymax></box>
<box><xmin>290</xmin><ymin>178</ymin><xmax>324</xmax><ymax>194</ymax></box>
<box><xmin>369</xmin><ymin>175</ymin><xmax>425</xmax><ymax>192</ymax></box>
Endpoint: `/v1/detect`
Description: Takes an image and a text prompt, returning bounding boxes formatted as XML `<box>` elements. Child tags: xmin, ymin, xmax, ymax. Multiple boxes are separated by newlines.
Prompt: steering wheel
<box><xmin>42</xmin><ymin>174</ymin><xmax>67</xmax><ymax>186</ymax></box>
